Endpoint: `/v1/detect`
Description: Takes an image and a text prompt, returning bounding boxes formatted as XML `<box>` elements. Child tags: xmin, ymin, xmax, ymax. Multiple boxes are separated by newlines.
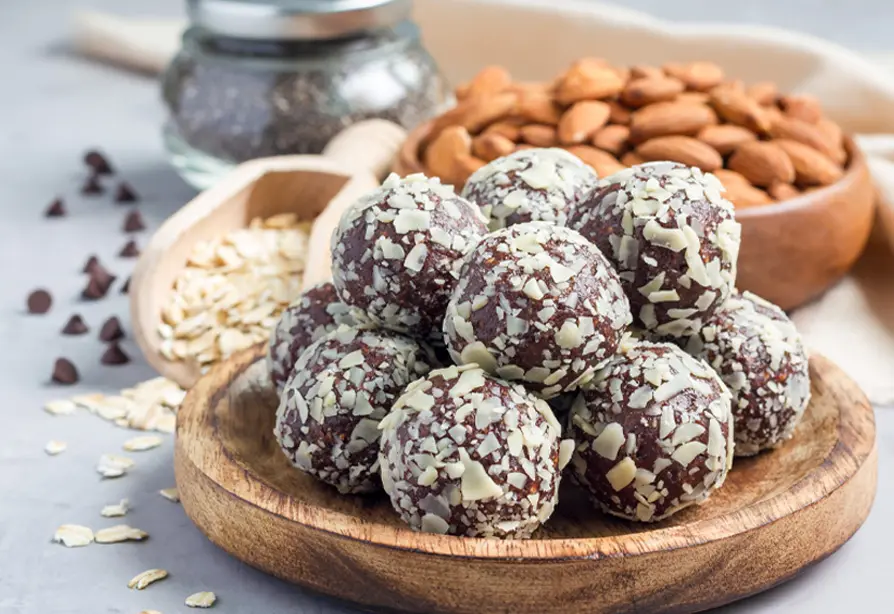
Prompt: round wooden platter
<box><xmin>175</xmin><ymin>346</ymin><xmax>877</xmax><ymax>614</ymax></box>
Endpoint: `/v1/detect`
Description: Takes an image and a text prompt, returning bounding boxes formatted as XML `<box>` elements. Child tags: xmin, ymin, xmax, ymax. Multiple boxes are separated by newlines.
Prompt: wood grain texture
<box><xmin>130</xmin><ymin>120</ymin><xmax>406</xmax><ymax>389</ymax></box>
<box><xmin>175</xmin><ymin>347</ymin><xmax>877</xmax><ymax>614</ymax></box>
<box><xmin>394</xmin><ymin>124</ymin><xmax>875</xmax><ymax>311</ymax></box>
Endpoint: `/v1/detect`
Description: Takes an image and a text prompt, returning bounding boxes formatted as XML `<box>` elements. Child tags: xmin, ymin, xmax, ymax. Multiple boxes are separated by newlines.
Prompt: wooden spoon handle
<box><xmin>321</xmin><ymin>119</ymin><xmax>407</xmax><ymax>181</ymax></box>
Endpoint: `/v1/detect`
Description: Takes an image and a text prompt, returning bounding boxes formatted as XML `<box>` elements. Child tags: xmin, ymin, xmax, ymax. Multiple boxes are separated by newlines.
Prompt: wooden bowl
<box><xmin>130</xmin><ymin>120</ymin><xmax>407</xmax><ymax>389</ymax></box>
<box><xmin>175</xmin><ymin>347</ymin><xmax>876</xmax><ymax>614</ymax></box>
<box><xmin>394</xmin><ymin>125</ymin><xmax>875</xmax><ymax>311</ymax></box>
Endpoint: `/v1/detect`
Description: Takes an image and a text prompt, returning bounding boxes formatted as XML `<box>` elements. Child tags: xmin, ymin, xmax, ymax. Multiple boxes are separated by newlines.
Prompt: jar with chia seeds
<box><xmin>162</xmin><ymin>0</ymin><xmax>452</xmax><ymax>189</ymax></box>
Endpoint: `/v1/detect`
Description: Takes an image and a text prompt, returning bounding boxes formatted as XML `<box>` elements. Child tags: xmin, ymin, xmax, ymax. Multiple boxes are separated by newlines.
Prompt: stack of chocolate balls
<box><xmin>267</xmin><ymin>152</ymin><xmax>811</xmax><ymax>537</ymax></box>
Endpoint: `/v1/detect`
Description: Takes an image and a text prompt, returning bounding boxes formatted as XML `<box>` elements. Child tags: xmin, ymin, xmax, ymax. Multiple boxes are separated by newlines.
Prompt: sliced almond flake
<box><xmin>94</xmin><ymin>524</ymin><xmax>148</xmax><ymax>544</ymax></box>
<box><xmin>43</xmin><ymin>399</ymin><xmax>76</xmax><ymax>415</ymax></box>
<box><xmin>185</xmin><ymin>591</ymin><xmax>217</xmax><ymax>608</ymax></box>
<box><xmin>101</xmin><ymin>499</ymin><xmax>130</xmax><ymax>517</ymax></box>
<box><xmin>53</xmin><ymin>524</ymin><xmax>94</xmax><ymax>547</ymax></box>
<box><xmin>44</xmin><ymin>440</ymin><xmax>67</xmax><ymax>455</ymax></box>
<box><xmin>128</xmin><ymin>568</ymin><xmax>169</xmax><ymax>590</ymax></box>
<box><xmin>159</xmin><ymin>487</ymin><xmax>180</xmax><ymax>502</ymax></box>
<box><xmin>97</xmin><ymin>454</ymin><xmax>135</xmax><ymax>478</ymax></box>
<box><xmin>123</xmin><ymin>435</ymin><xmax>163</xmax><ymax>452</ymax></box>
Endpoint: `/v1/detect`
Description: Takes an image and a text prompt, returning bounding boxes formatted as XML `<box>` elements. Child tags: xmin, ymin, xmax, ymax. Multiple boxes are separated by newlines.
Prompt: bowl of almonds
<box><xmin>393</xmin><ymin>60</ymin><xmax>875</xmax><ymax>310</ymax></box>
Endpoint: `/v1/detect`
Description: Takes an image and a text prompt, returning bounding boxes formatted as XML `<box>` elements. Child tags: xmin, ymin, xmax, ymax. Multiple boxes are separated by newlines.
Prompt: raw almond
<box><xmin>515</xmin><ymin>144</ymin><xmax>535</xmax><ymax>152</ymax></box>
<box><xmin>712</xmin><ymin>169</ymin><xmax>751</xmax><ymax>188</ymax></box>
<box><xmin>564</xmin><ymin>146</ymin><xmax>625</xmax><ymax>177</ymax></box>
<box><xmin>663</xmin><ymin>61</ymin><xmax>725</xmax><ymax>91</ymax></box>
<box><xmin>472</xmin><ymin>133</ymin><xmax>515</xmax><ymax>162</ymax></box>
<box><xmin>724</xmin><ymin>181</ymin><xmax>773</xmax><ymax>209</ymax></box>
<box><xmin>767</xmin><ymin>181</ymin><xmax>802</xmax><ymax>201</ymax></box>
<box><xmin>483</xmin><ymin>121</ymin><xmax>522</xmax><ymax>142</ymax></box>
<box><xmin>464</xmin><ymin>65</ymin><xmax>512</xmax><ymax>99</ymax></box>
<box><xmin>747</xmin><ymin>81</ymin><xmax>778</xmax><ymax>105</ymax></box>
<box><xmin>424</xmin><ymin>126</ymin><xmax>472</xmax><ymax>186</ymax></box>
<box><xmin>696</xmin><ymin>124</ymin><xmax>757</xmax><ymax>155</ymax></box>
<box><xmin>620</xmin><ymin>76</ymin><xmax>685</xmax><ymax>107</ymax></box>
<box><xmin>815</xmin><ymin>118</ymin><xmax>847</xmax><ymax>164</ymax></box>
<box><xmin>591</xmin><ymin>125</ymin><xmax>630</xmax><ymax>156</ymax></box>
<box><xmin>629</xmin><ymin>102</ymin><xmax>718</xmax><ymax>143</ymax></box>
<box><xmin>676</xmin><ymin>91</ymin><xmax>710</xmax><ymax>105</ymax></box>
<box><xmin>461</xmin><ymin>92</ymin><xmax>518</xmax><ymax>133</ymax></box>
<box><xmin>630</xmin><ymin>65</ymin><xmax>664</xmax><ymax>80</ymax></box>
<box><xmin>520</xmin><ymin>124</ymin><xmax>558</xmax><ymax>147</ymax></box>
<box><xmin>780</xmin><ymin>94</ymin><xmax>823</xmax><ymax>123</ymax></box>
<box><xmin>558</xmin><ymin>101</ymin><xmax>611</xmax><ymax>144</ymax></box>
<box><xmin>727</xmin><ymin>141</ymin><xmax>795</xmax><ymax>187</ymax></box>
<box><xmin>516</xmin><ymin>93</ymin><xmax>563</xmax><ymax>125</ymax></box>
<box><xmin>555</xmin><ymin>63</ymin><xmax>625</xmax><ymax>105</ymax></box>
<box><xmin>709</xmin><ymin>86</ymin><xmax>771</xmax><ymax>133</ymax></box>
<box><xmin>774</xmin><ymin>139</ymin><xmax>844</xmax><ymax>186</ymax></box>
<box><xmin>455</xmin><ymin>155</ymin><xmax>486</xmax><ymax>186</ymax></box>
<box><xmin>635</xmin><ymin>136</ymin><xmax>723</xmax><ymax>171</ymax></box>
<box><xmin>767</xmin><ymin>114</ymin><xmax>842</xmax><ymax>162</ymax></box>
<box><xmin>621</xmin><ymin>151</ymin><xmax>646</xmax><ymax>166</ymax></box>
<box><xmin>608</xmin><ymin>101</ymin><xmax>632</xmax><ymax>125</ymax></box>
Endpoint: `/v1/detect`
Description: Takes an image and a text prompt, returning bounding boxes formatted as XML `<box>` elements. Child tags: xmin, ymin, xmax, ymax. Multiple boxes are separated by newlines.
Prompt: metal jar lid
<box><xmin>186</xmin><ymin>0</ymin><xmax>412</xmax><ymax>40</ymax></box>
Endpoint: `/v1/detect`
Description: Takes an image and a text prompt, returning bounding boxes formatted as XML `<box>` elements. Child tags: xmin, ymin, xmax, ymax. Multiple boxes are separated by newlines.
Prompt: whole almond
<box><xmin>774</xmin><ymin>139</ymin><xmax>844</xmax><ymax>186</ymax></box>
<box><xmin>515</xmin><ymin>144</ymin><xmax>535</xmax><ymax>152</ymax></box>
<box><xmin>520</xmin><ymin>124</ymin><xmax>559</xmax><ymax>147</ymax></box>
<box><xmin>621</xmin><ymin>151</ymin><xmax>646</xmax><ymax>166</ymax></box>
<box><xmin>484</xmin><ymin>121</ymin><xmax>523</xmax><ymax>142</ymax></box>
<box><xmin>630</xmin><ymin>65</ymin><xmax>664</xmax><ymax>80</ymax></box>
<box><xmin>727</xmin><ymin>141</ymin><xmax>795</xmax><ymax>187</ymax></box>
<box><xmin>516</xmin><ymin>93</ymin><xmax>563</xmax><ymax>125</ymax></box>
<box><xmin>564</xmin><ymin>146</ymin><xmax>625</xmax><ymax>177</ymax></box>
<box><xmin>780</xmin><ymin>94</ymin><xmax>823</xmax><ymax>123</ymax></box>
<box><xmin>424</xmin><ymin>126</ymin><xmax>473</xmax><ymax>186</ymax></box>
<box><xmin>464</xmin><ymin>65</ymin><xmax>512</xmax><ymax>99</ymax></box>
<box><xmin>472</xmin><ymin>133</ymin><xmax>515</xmax><ymax>162</ymax></box>
<box><xmin>508</xmin><ymin>81</ymin><xmax>551</xmax><ymax>96</ymax></box>
<box><xmin>455</xmin><ymin>155</ymin><xmax>486</xmax><ymax>186</ymax></box>
<box><xmin>712</xmin><ymin>169</ymin><xmax>751</xmax><ymax>188</ymax></box>
<box><xmin>815</xmin><ymin>118</ymin><xmax>847</xmax><ymax>164</ymax></box>
<box><xmin>709</xmin><ymin>86</ymin><xmax>771</xmax><ymax>133</ymax></box>
<box><xmin>696</xmin><ymin>124</ymin><xmax>757</xmax><ymax>155</ymax></box>
<box><xmin>768</xmin><ymin>114</ymin><xmax>843</xmax><ymax>163</ymax></box>
<box><xmin>455</xmin><ymin>82</ymin><xmax>471</xmax><ymax>101</ymax></box>
<box><xmin>608</xmin><ymin>101</ymin><xmax>632</xmax><ymax>125</ymax></box>
<box><xmin>767</xmin><ymin>181</ymin><xmax>802</xmax><ymax>201</ymax></box>
<box><xmin>747</xmin><ymin>81</ymin><xmax>778</xmax><ymax>105</ymax></box>
<box><xmin>592</xmin><ymin>125</ymin><xmax>630</xmax><ymax>156</ymax></box>
<box><xmin>724</xmin><ymin>181</ymin><xmax>773</xmax><ymax>209</ymax></box>
<box><xmin>558</xmin><ymin>101</ymin><xmax>611</xmax><ymax>144</ymax></box>
<box><xmin>556</xmin><ymin>63</ymin><xmax>625</xmax><ymax>105</ymax></box>
<box><xmin>621</xmin><ymin>76</ymin><xmax>685</xmax><ymax>107</ymax></box>
<box><xmin>629</xmin><ymin>102</ymin><xmax>718</xmax><ymax>143</ymax></box>
<box><xmin>635</xmin><ymin>136</ymin><xmax>723</xmax><ymax>171</ymax></box>
<box><xmin>663</xmin><ymin>61</ymin><xmax>725</xmax><ymax>91</ymax></box>
<box><xmin>676</xmin><ymin>92</ymin><xmax>710</xmax><ymax>105</ymax></box>
<box><xmin>461</xmin><ymin>92</ymin><xmax>518</xmax><ymax>133</ymax></box>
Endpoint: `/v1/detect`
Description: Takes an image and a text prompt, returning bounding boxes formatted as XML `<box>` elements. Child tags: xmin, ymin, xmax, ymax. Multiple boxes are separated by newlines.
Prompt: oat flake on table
<box><xmin>128</xmin><ymin>568</ymin><xmax>169</xmax><ymax>590</ymax></box>
<box><xmin>123</xmin><ymin>434</ymin><xmax>163</xmax><ymax>451</ymax></box>
<box><xmin>96</xmin><ymin>453</ymin><xmax>135</xmax><ymax>478</ymax></box>
<box><xmin>44</xmin><ymin>440</ymin><xmax>67</xmax><ymax>455</ymax></box>
<box><xmin>94</xmin><ymin>524</ymin><xmax>148</xmax><ymax>543</ymax></box>
<box><xmin>53</xmin><ymin>524</ymin><xmax>94</xmax><ymax>548</ymax></box>
<box><xmin>100</xmin><ymin>499</ymin><xmax>130</xmax><ymax>517</ymax></box>
<box><xmin>159</xmin><ymin>487</ymin><xmax>180</xmax><ymax>502</ymax></box>
<box><xmin>185</xmin><ymin>591</ymin><xmax>217</xmax><ymax>608</ymax></box>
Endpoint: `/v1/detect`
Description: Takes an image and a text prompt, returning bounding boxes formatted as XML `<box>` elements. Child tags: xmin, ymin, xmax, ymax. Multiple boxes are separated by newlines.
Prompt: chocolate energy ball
<box><xmin>331</xmin><ymin>173</ymin><xmax>488</xmax><ymax>340</ymax></box>
<box><xmin>275</xmin><ymin>325</ymin><xmax>434</xmax><ymax>494</ymax></box>
<box><xmin>568</xmin><ymin>339</ymin><xmax>734</xmax><ymax>522</ymax></box>
<box><xmin>443</xmin><ymin>221</ymin><xmax>631</xmax><ymax>399</ymax></box>
<box><xmin>267</xmin><ymin>281</ymin><xmax>355</xmax><ymax>394</ymax></box>
<box><xmin>379</xmin><ymin>364</ymin><xmax>574</xmax><ymax>538</ymax></box>
<box><xmin>683</xmin><ymin>291</ymin><xmax>811</xmax><ymax>456</ymax></box>
<box><xmin>566</xmin><ymin>162</ymin><xmax>741</xmax><ymax>338</ymax></box>
<box><xmin>461</xmin><ymin>148</ymin><xmax>598</xmax><ymax>230</ymax></box>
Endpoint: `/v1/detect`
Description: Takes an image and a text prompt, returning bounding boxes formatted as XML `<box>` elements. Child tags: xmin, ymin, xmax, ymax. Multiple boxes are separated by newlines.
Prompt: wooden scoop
<box><xmin>130</xmin><ymin>119</ymin><xmax>407</xmax><ymax>389</ymax></box>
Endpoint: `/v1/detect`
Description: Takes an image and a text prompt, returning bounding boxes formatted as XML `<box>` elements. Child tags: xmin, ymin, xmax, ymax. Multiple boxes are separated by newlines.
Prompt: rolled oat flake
<box><xmin>162</xmin><ymin>0</ymin><xmax>452</xmax><ymax>188</ymax></box>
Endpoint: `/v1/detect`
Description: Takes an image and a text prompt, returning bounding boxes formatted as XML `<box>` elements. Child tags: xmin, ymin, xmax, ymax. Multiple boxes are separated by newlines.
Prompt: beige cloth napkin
<box><xmin>72</xmin><ymin>0</ymin><xmax>894</xmax><ymax>404</ymax></box>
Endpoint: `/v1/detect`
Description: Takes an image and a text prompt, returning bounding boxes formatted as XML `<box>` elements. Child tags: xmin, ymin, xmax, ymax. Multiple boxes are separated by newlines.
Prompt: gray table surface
<box><xmin>1</xmin><ymin>1</ymin><xmax>891</xmax><ymax>613</ymax></box>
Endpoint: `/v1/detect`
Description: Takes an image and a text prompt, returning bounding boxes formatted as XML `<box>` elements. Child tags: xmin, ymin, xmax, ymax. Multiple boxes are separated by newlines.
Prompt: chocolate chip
<box><xmin>84</xmin><ymin>150</ymin><xmax>113</xmax><ymax>175</ymax></box>
<box><xmin>62</xmin><ymin>314</ymin><xmax>89</xmax><ymax>336</ymax></box>
<box><xmin>45</xmin><ymin>198</ymin><xmax>66</xmax><ymax>218</ymax></box>
<box><xmin>81</xmin><ymin>174</ymin><xmax>104</xmax><ymax>195</ymax></box>
<box><xmin>101</xmin><ymin>342</ymin><xmax>130</xmax><ymax>366</ymax></box>
<box><xmin>52</xmin><ymin>358</ymin><xmax>79</xmax><ymax>385</ymax></box>
<box><xmin>123</xmin><ymin>210</ymin><xmax>145</xmax><ymax>233</ymax></box>
<box><xmin>27</xmin><ymin>289</ymin><xmax>52</xmax><ymax>314</ymax></box>
<box><xmin>120</xmin><ymin>277</ymin><xmax>130</xmax><ymax>294</ymax></box>
<box><xmin>118</xmin><ymin>239</ymin><xmax>140</xmax><ymax>258</ymax></box>
<box><xmin>82</xmin><ymin>255</ymin><xmax>100</xmax><ymax>274</ymax></box>
<box><xmin>99</xmin><ymin>316</ymin><xmax>125</xmax><ymax>342</ymax></box>
<box><xmin>82</xmin><ymin>269</ymin><xmax>116</xmax><ymax>301</ymax></box>
<box><xmin>115</xmin><ymin>182</ymin><xmax>138</xmax><ymax>203</ymax></box>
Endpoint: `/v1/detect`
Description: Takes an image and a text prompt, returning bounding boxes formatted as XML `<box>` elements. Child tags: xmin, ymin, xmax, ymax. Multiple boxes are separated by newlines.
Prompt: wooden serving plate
<box><xmin>394</xmin><ymin>127</ymin><xmax>875</xmax><ymax>312</ymax></box>
<box><xmin>175</xmin><ymin>347</ymin><xmax>877</xmax><ymax>614</ymax></box>
<box><xmin>131</xmin><ymin>120</ymin><xmax>407</xmax><ymax>389</ymax></box>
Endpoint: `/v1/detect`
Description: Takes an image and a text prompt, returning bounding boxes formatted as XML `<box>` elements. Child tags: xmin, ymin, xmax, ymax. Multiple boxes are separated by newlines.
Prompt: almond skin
<box><xmin>696</xmin><ymin>124</ymin><xmax>757</xmax><ymax>155</ymax></box>
<box><xmin>815</xmin><ymin>118</ymin><xmax>847</xmax><ymax>164</ymax></box>
<box><xmin>727</xmin><ymin>141</ymin><xmax>796</xmax><ymax>187</ymax></box>
<box><xmin>774</xmin><ymin>139</ymin><xmax>844</xmax><ymax>186</ymax></box>
<box><xmin>767</xmin><ymin>181</ymin><xmax>802</xmax><ymax>201</ymax></box>
<box><xmin>724</xmin><ymin>181</ymin><xmax>773</xmax><ymax>209</ymax></box>
<box><xmin>464</xmin><ymin>65</ymin><xmax>512</xmax><ymax>99</ymax></box>
<box><xmin>424</xmin><ymin>126</ymin><xmax>473</xmax><ymax>186</ymax></box>
<box><xmin>663</xmin><ymin>61</ymin><xmax>725</xmax><ymax>91</ymax></box>
<box><xmin>555</xmin><ymin>63</ymin><xmax>625</xmax><ymax>105</ymax></box>
<box><xmin>767</xmin><ymin>114</ymin><xmax>843</xmax><ymax>163</ymax></box>
<box><xmin>564</xmin><ymin>146</ymin><xmax>625</xmax><ymax>177</ymax></box>
<box><xmin>608</xmin><ymin>101</ymin><xmax>632</xmax><ymax>125</ymax></box>
<box><xmin>676</xmin><ymin>92</ymin><xmax>710</xmax><ymax>105</ymax></box>
<box><xmin>629</xmin><ymin>102</ymin><xmax>718</xmax><ymax>143</ymax></box>
<box><xmin>558</xmin><ymin>101</ymin><xmax>611</xmax><ymax>144</ymax></box>
<box><xmin>779</xmin><ymin>94</ymin><xmax>823</xmax><ymax>123</ymax></box>
<box><xmin>461</xmin><ymin>92</ymin><xmax>518</xmax><ymax>133</ymax></box>
<box><xmin>472</xmin><ymin>133</ymin><xmax>515</xmax><ymax>162</ymax></box>
<box><xmin>712</xmin><ymin>169</ymin><xmax>751</xmax><ymax>188</ymax></box>
<box><xmin>621</xmin><ymin>151</ymin><xmax>645</xmax><ymax>166</ymax></box>
<box><xmin>630</xmin><ymin>65</ymin><xmax>664</xmax><ymax>80</ymax></box>
<box><xmin>620</xmin><ymin>76</ymin><xmax>685</xmax><ymax>107</ymax></box>
<box><xmin>483</xmin><ymin>121</ymin><xmax>523</xmax><ymax>142</ymax></box>
<box><xmin>747</xmin><ymin>81</ymin><xmax>778</xmax><ymax>105</ymax></box>
<box><xmin>635</xmin><ymin>136</ymin><xmax>723</xmax><ymax>171</ymax></box>
<box><xmin>516</xmin><ymin>93</ymin><xmax>563</xmax><ymax>125</ymax></box>
<box><xmin>520</xmin><ymin>124</ymin><xmax>559</xmax><ymax>147</ymax></box>
<box><xmin>709</xmin><ymin>85</ymin><xmax>771</xmax><ymax>133</ymax></box>
<box><xmin>455</xmin><ymin>155</ymin><xmax>486</xmax><ymax>185</ymax></box>
<box><xmin>591</xmin><ymin>125</ymin><xmax>630</xmax><ymax>156</ymax></box>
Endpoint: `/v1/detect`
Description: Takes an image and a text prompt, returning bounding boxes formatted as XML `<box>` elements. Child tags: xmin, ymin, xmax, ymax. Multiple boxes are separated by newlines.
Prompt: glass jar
<box><xmin>162</xmin><ymin>0</ymin><xmax>452</xmax><ymax>189</ymax></box>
